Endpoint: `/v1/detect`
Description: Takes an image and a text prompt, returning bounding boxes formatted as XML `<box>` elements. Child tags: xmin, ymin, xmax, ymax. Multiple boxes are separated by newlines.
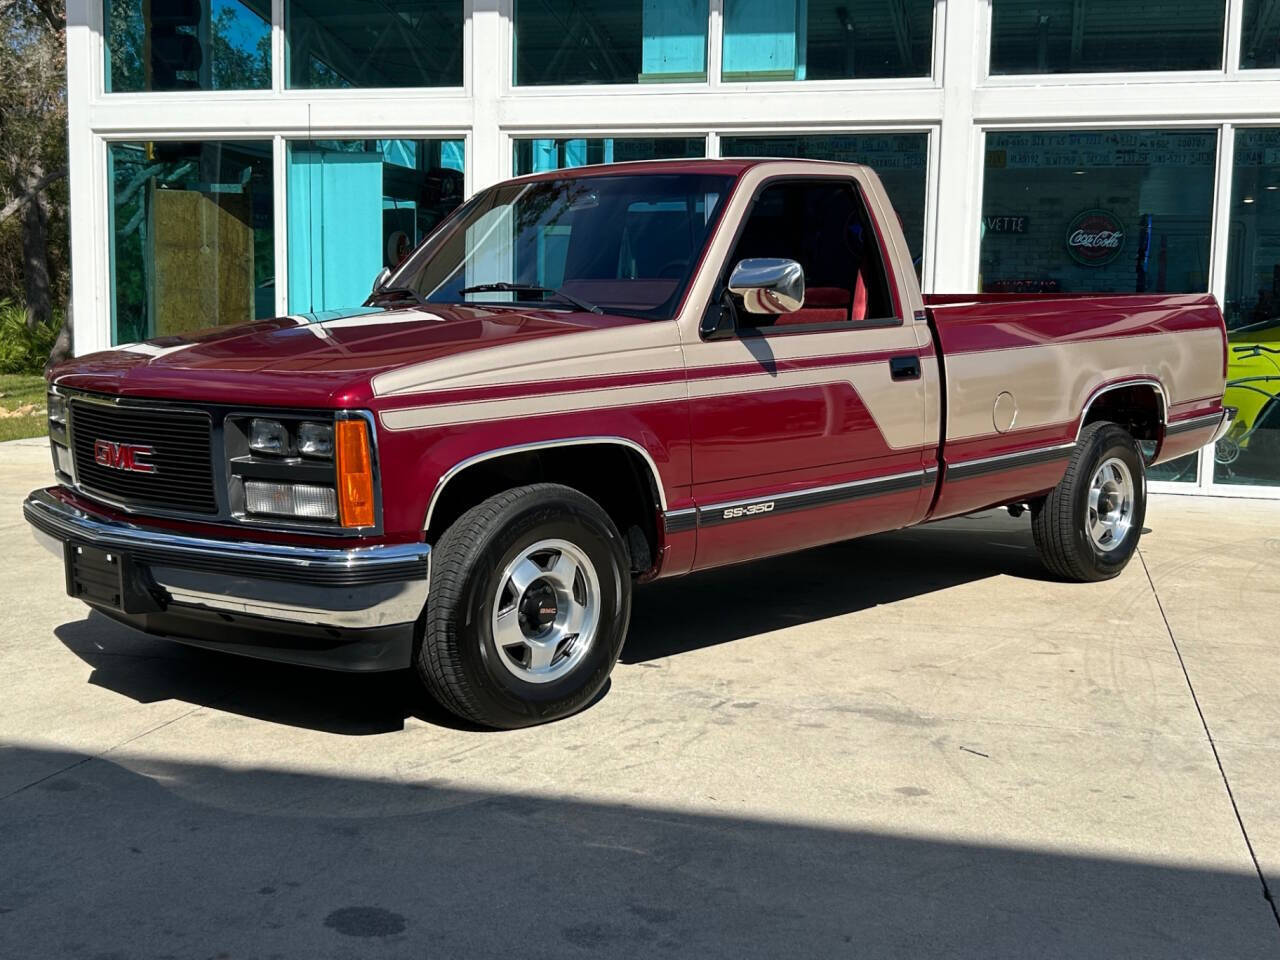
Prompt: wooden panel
<box><xmin>147</xmin><ymin>184</ymin><xmax>254</xmax><ymax>337</ymax></box>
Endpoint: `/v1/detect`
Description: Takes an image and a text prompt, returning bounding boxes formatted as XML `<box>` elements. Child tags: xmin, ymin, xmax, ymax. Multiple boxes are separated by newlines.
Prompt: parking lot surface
<box><xmin>2</xmin><ymin>436</ymin><xmax>1279</xmax><ymax>958</ymax></box>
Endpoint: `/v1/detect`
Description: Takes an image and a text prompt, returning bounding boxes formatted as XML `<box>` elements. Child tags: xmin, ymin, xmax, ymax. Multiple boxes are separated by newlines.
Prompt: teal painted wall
<box><xmin>287</xmin><ymin>149</ymin><xmax>383</xmax><ymax>313</ymax></box>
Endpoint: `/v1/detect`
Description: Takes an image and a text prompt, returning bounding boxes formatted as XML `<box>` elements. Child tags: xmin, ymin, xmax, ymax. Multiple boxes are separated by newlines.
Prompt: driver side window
<box><xmin>727</xmin><ymin>179</ymin><xmax>896</xmax><ymax>330</ymax></box>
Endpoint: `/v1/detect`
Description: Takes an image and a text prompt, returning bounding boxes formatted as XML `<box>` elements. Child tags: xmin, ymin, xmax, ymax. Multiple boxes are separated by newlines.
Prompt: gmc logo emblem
<box><xmin>93</xmin><ymin>439</ymin><xmax>157</xmax><ymax>474</ymax></box>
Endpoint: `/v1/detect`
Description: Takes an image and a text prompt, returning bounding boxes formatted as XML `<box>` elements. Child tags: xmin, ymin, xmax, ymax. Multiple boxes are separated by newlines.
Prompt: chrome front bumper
<box><xmin>24</xmin><ymin>488</ymin><xmax>430</xmax><ymax>632</ymax></box>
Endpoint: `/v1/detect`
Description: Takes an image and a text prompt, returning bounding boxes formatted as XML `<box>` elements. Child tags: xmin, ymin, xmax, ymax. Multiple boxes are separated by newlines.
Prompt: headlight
<box><xmin>249</xmin><ymin>418</ymin><xmax>291</xmax><ymax>456</ymax></box>
<box><xmin>47</xmin><ymin>393</ymin><xmax>67</xmax><ymax>425</ymax></box>
<box><xmin>297</xmin><ymin>421</ymin><xmax>334</xmax><ymax>458</ymax></box>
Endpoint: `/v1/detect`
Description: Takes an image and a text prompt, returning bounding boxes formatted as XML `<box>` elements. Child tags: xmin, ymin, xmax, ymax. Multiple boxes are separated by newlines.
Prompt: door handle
<box><xmin>889</xmin><ymin>355</ymin><xmax>921</xmax><ymax>381</ymax></box>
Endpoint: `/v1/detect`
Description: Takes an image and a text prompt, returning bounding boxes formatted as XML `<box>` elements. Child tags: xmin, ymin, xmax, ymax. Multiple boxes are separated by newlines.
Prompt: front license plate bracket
<box><xmin>64</xmin><ymin>543</ymin><xmax>163</xmax><ymax>615</ymax></box>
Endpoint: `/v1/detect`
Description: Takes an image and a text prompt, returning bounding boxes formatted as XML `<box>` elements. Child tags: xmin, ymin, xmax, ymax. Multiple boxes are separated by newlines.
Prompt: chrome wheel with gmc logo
<box><xmin>416</xmin><ymin>484</ymin><xmax>631</xmax><ymax>729</ymax></box>
<box><xmin>490</xmin><ymin>538</ymin><xmax>601</xmax><ymax>684</ymax></box>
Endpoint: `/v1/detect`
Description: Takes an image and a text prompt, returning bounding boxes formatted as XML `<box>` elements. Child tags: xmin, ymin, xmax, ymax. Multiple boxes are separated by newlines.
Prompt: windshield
<box><xmin>388</xmin><ymin>172</ymin><xmax>737</xmax><ymax>320</ymax></box>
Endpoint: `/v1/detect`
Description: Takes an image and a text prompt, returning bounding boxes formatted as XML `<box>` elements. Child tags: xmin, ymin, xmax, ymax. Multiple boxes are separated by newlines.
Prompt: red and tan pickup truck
<box><xmin>25</xmin><ymin>159</ymin><xmax>1235</xmax><ymax>728</ymax></box>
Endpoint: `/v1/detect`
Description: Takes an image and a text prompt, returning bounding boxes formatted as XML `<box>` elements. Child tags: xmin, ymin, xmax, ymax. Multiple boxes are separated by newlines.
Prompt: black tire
<box><xmin>416</xmin><ymin>483</ymin><xmax>631</xmax><ymax>729</ymax></box>
<box><xmin>1031</xmin><ymin>421</ymin><xmax>1147</xmax><ymax>582</ymax></box>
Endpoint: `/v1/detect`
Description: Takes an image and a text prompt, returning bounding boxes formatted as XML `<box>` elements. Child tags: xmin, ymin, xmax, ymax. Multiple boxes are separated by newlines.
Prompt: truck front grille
<box><xmin>70</xmin><ymin>400</ymin><xmax>217</xmax><ymax>515</ymax></box>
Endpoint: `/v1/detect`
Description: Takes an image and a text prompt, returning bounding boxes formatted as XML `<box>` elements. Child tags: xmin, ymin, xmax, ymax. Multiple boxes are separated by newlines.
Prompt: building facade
<box><xmin>65</xmin><ymin>0</ymin><xmax>1280</xmax><ymax>497</ymax></box>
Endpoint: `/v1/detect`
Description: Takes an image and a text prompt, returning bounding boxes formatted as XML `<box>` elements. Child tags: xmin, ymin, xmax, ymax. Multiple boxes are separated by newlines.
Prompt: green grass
<box><xmin>0</xmin><ymin>373</ymin><xmax>49</xmax><ymax>442</ymax></box>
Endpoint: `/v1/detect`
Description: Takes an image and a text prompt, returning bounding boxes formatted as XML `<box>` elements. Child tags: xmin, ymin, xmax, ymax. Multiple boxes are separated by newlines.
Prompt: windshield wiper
<box><xmin>367</xmin><ymin>285</ymin><xmax>427</xmax><ymax>306</ymax></box>
<box><xmin>457</xmin><ymin>282</ymin><xmax>602</xmax><ymax>314</ymax></box>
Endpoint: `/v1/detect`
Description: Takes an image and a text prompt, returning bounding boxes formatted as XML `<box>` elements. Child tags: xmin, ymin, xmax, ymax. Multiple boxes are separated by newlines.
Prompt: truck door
<box><xmin>684</xmin><ymin>175</ymin><xmax>935</xmax><ymax>569</ymax></box>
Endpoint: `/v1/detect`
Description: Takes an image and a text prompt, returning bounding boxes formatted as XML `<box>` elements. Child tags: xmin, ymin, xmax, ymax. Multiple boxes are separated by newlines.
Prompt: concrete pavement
<box><xmin>1</xmin><ymin>436</ymin><xmax>1278</xmax><ymax>958</ymax></box>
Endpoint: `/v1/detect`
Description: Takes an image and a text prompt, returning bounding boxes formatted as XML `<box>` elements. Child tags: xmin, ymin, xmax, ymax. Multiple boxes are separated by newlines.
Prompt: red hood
<box><xmin>50</xmin><ymin>304</ymin><xmax>646</xmax><ymax>408</ymax></box>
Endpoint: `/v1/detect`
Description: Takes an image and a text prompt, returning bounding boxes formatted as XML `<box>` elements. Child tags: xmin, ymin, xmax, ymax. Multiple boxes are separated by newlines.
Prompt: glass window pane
<box><xmin>287</xmin><ymin>139</ymin><xmax>465</xmax><ymax>313</ymax></box>
<box><xmin>726</xmin><ymin>180</ymin><xmax>897</xmax><ymax>330</ymax></box>
<box><xmin>108</xmin><ymin>141</ymin><xmax>274</xmax><ymax>344</ymax></box>
<box><xmin>105</xmin><ymin>0</ymin><xmax>270</xmax><ymax>92</ymax></box>
<box><xmin>1148</xmin><ymin>455</ymin><xmax>1199</xmax><ymax>483</ymax></box>
<box><xmin>513</xmin><ymin>137</ymin><xmax>705</xmax><ymax>175</ymax></box>
<box><xmin>980</xmin><ymin>130</ymin><xmax>1216</xmax><ymax>295</ymax></box>
<box><xmin>396</xmin><ymin>173</ymin><xmax>735</xmax><ymax>320</ymax></box>
<box><xmin>720</xmin><ymin>133</ymin><xmax>929</xmax><ymax>278</ymax></box>
<box><xmin>514</xmin><ymin>1</ymin><xmax>708</xmax><ymax>86</ymax></box>
<box><xmin>286</xmin><ymin>0</ymin><xmax>462</xmax><ymax>88</ymax></box>
<box><xmin>1218</xmin><ymin>128</ymin><xmax>1280</xmax><ymax>488</ymax></box>
<box><xmin>723</xmin><ymin>0</ymin><xmax>933</xmax><ymax>81</ymax></box>
<box><xmin>1242</xmin><ymin>0</ymin><xmax>1280</xmax><ymax>68</ymax></box>
<box><xmin>981</xmin><ymin>129</ymin><xmax>1217</xmax><ymax>484</ymax></box>
<box><xmin>990</xmin><ymin>0</ymin><xmax>1224</xmax><ymax>75</ymax></box>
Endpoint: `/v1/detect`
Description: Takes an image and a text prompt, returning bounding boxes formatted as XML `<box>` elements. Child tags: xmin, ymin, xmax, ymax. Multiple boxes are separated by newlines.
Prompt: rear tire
<box><xmin>416</xmin><ymin>483</ymin><xmax>631</xmax><ymax>729</ymax></box>
<box><xmin>1031</xmin><ymin>421</ymin><xmax>1146</xmax><ymax>582</ymax></box>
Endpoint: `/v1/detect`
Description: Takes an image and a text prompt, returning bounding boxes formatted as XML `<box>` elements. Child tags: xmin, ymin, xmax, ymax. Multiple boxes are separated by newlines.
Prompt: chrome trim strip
<box><xmin>51</xmin><ymin>382</ymin><xmax>210</xmax><ymax>418</ymax></box>
<box><xmin>152</xmin><ymin>570</ymin><xmax>427</xmax><ymax>629</ymax></box>
<box><xmin>24</xmin><ymin>489</ymin><xmax>430</xmax><ymax>629</ymax></box>
<box><xmin>1075</xmin><ymin>378</ymin><xmax>1168</xmax><ymax>444</ymax></box>
<box><xmin>423</xmin><ymin>436</ymin><xmax>669</xmax><ymax>531</ymax></box>
<box><xmin>26</xmin><ymin>489</ymin><xmax>425</xmax><ymax>574</ymax></box>
<box><xmin>1166</xmin><ymin>411</ymin><xmax>1227</xmax><ymax>436</ymax></box>
<box><xmin>945</xmin><ymin>442</ymin><xmax>1076</xmax><ymax>481</ymax></box>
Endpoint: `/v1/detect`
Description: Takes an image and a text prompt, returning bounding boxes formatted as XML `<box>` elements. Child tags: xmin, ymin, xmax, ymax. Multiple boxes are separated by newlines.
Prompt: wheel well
<box><xmin>424</xmin><ymin>444</ymin><xmax>663</xmax><ymax>575</ymax></box>
<box><xmin>1081</xmin><ymin>384</ymin><xmax>1165</xmax><ymax>447</ymax></box>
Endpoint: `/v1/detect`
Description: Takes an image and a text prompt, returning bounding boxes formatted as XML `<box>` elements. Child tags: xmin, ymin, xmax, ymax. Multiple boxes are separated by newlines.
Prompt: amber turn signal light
<box><xmin>336</xmin><ymin>418</ymin><xmax>376</xmax><ymax>527</ymax></box>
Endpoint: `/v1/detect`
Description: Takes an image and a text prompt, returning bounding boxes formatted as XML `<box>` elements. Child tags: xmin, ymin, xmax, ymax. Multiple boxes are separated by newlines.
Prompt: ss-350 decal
<box><xmin>723</xmin><ymin>501</ymin><xmax>775</xmax><ymax>520</ymax></box>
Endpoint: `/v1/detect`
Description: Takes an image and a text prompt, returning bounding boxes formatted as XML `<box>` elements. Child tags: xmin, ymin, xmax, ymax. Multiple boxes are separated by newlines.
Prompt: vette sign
<box><xmin>1066</xmin><ymin>209</ymin><xmax>1124</xmax><ymax>266</ymax></box>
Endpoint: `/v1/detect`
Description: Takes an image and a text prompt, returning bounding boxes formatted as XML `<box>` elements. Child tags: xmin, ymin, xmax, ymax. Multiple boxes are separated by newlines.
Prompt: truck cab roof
<box><xmin>510</xmin><ymin>156</ymin><xmax>870</xmax><ymax>183</ymax></box>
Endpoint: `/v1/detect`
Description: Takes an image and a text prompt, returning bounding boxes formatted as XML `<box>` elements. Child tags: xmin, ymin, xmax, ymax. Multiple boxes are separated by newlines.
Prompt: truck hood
<box><xmin>50</xmin><ymin>304</ymin><xmax>647</xmax><ymax>408</ymax></box>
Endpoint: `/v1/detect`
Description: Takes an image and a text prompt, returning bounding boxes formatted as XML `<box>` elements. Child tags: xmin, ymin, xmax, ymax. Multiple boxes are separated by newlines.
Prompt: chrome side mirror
<box><xmin>727</xmin><ymin>258</ymin><xmax>805</xmax><ymax>315</ymax></box>
<box><xmin>371</xmin><ymin>266</ymin><xmax>392</xmax><ymax>294</ymax></box>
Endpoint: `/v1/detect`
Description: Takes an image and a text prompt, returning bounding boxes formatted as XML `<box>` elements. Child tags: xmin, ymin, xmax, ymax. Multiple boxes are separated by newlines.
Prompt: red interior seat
<box><xmin>771</xmin><ymin>269</ymin><xmax>869</xmax><ymax>326</ymax></box>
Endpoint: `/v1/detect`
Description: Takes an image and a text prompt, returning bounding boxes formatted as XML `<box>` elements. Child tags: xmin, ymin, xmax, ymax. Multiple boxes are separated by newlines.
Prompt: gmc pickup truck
<box><xmin>25</xmin><ymin>159</ymin><xmax>1235</xmax><ymax>728</ymax></box>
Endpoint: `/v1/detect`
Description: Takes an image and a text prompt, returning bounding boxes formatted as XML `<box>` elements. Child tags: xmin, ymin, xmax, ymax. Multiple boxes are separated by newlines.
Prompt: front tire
<box><xmin>417</xmin><ymin>484</ymin><xmax>631</xmax><ymax>729</ymax></box>
<box><xmin>1031</xmin><ymin>421</ymin><xmax>1147</xmax><ymax>582</ymax></box>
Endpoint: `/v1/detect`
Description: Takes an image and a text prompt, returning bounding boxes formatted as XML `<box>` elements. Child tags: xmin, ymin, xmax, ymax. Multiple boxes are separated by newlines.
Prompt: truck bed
<box><xmin>923</xmin><ymin>292</ymin><xmax>1227</xmax><ymax>519</ymax></box>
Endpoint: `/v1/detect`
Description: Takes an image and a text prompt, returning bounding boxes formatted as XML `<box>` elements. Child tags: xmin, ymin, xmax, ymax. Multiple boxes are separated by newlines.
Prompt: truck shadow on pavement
<box><xmin>53</xmin><ymin>513</ymin><xmax>1045</xmax><ymax>735</ymax></box>
<box><xmin>625</xmin><ymin>511</ymin><xmax>1047</xmax><ymax>663</ymax></box>
<box><xmin>0</xmin><ymin>744</ymin><xmax>1275</xmax><ymax>959</ymax></box>
<box><xmin>53</xmin><ymin>616</ymin><xmax>427</xmax><ymax>735</ymax></box>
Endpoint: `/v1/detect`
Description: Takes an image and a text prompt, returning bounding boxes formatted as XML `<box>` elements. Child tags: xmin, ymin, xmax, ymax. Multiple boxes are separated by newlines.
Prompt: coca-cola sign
<box><xmin>1066</xmin><ymin>209</ymin><xmax>1124</xmax><ymax>266</ymax></box>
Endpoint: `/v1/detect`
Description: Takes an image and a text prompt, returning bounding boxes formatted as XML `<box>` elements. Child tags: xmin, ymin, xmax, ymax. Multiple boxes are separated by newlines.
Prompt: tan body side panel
<box><xmin>372</xmin><ymin>320</ymin><xmax>683</xmax><ymax>399</ymax></box>
<box><xmin>944</xmin><ymin>327</ymin><xmax>1224</xmax><ymax>440</ymax></box>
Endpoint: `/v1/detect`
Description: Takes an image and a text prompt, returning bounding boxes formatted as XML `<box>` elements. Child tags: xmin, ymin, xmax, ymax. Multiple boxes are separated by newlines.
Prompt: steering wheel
<box><xmin>657</xmin><ymin>259</ymin><xmax>689</xmax><ymax>278</ymax></box>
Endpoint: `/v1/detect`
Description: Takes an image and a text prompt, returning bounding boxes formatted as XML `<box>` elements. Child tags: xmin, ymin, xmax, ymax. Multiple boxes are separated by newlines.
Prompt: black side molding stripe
<box><xmin>682</xmin><ymin>469</ymin><xmax>935</xmax><ymax>529</ymax></box>
<box><xmin>663</xmin><ymin>508</ymin><xmax>697</xmax><ymax>534</ymax></box>
<box><xmin>1166</xmin><ymin>413</ymin><xmax>1222</xmax><ymax>436</ymax></box>
<box><xmin>945</xmin><ymin>443</ymin><xmax>1075</xmax><ymax>482</ymax></box>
